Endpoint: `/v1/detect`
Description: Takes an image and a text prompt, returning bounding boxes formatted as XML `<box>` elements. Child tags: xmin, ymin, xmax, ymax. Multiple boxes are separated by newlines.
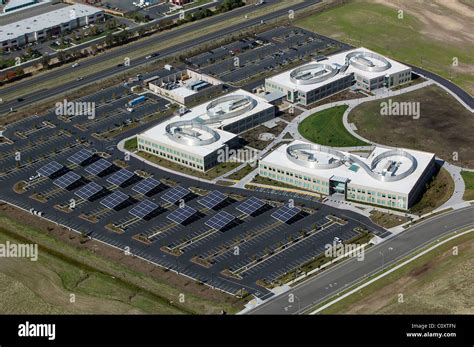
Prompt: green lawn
<box><xmin>461</xmin><ymin>171</ymin><xmax>474</xmax><ymax>201</ymax></box>
<box><xmin>296</xmin><ymin>2</ymin><xmax>474</xmax><ymax>95</ymax></box>
<box><xmin>298</xmin><ymin>105</ymin><xmax>368</xmax><ymax>147</ymax></box>
<box><xmin>124</xmin><ymin>136</ymin><xmax>138</xmax><ymax>151</ymax></box>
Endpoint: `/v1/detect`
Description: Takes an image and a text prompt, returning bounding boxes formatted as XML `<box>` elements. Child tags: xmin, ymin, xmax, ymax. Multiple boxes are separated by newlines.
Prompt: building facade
<box><xmin>259</xmin><ymin>141</ymin><xmax>436</xmax><ymax>210</ymax></box>
<box><xmin>136</xmin><ymin>90</ymin><xmax>275</xmax><ymax>172</ymax></box>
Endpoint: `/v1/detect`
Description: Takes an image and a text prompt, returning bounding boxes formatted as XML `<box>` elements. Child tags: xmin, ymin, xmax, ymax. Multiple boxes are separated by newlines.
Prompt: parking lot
<box><xmin>0</xmin><ymin>64</ymin><xmax>387</xmax><ymax>299</ymax></box>
<box><xmin>186</xmin><ymin>26</ymin><xmax>350</xmax><ymax>85</ymax></box>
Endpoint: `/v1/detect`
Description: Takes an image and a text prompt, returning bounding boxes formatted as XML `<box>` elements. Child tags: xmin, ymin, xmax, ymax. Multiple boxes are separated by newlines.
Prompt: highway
<box><xmin>0</xmin><ymin>0</ymin><xmax>322</xmax><ymax>115</ymax></box>
<box><xmin>249</xmin><ymin>205</ymin><xmax>474</xmax><ymax>314</ymax></box>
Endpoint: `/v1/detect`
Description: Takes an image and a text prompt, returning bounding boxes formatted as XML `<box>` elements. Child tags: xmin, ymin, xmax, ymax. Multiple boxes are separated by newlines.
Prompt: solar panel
<box><xmin>74</xmin><ymin>182</ymin><xmax>103</xmax><ymax>200</ymax></box>
<box><xmin>198</xmin><ymin>190</ymin><xmax>227</xmax><ymax>209</ymax></box>
<box><xmin>67</xmin><ymin>149</ymin><xmax>94</xmax><ymax>165</ymax></box>
<box><xmin>161</xmin><ymin>186</ymin><xmax>189</xmax><ymax>204</ymax></box>
<box><xmin>132</xmin><ymin>177</ymin><xmax>161</xmax><ymax>195</ymax></box>
<box><xmin>100</xmin><ymin>191</ymin><xmax>129</xmax><ymax>209</ymax></box>
<box><xmin>37</xmin><ymin>161</ymin><xmax>63</xmax><ymax>177</ymax></box>
<box><xmin>53</xmin><ymin>171</ymin><xmax>81</xmax><ymax>189</ymax></box>
<box><xmin>106</xmin><ymin>169</ymin><xmax>134</xmax><ymax>186</ymax></box>
<box><xmin>129</xmin><ymin>199</ymin><xmax>159</xmax><ymax>219</ymax></box>
<box><xmin>166</xmin><ymin>205</ymin><xmax>196</xmax><ymax>224</ymax></box>
<box><xmin>236</xmin><ymin>196</ymin><xmax>265</xmax><ymax>215</ymax></box>
<box><xmin>205</xmin><ymin>211</ymin><xmax>235</xmax><ymax>230</ymax></box>
<box><xmin>271</xmin><ymin>205</ymin><xmax>301</xmax><ymax>223</ymax></box>
<box><xmin>85</xmin><ymin>159</ymin><xmax>112</xmax><ymax>176</ymax></box>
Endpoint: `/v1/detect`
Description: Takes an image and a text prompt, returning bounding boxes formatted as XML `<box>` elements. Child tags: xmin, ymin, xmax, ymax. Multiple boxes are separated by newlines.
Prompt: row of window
<box><xmin>348</xmin><ymin>193</ymin><xmax>406</xmax><ymax>208</ymax></box>
<box><xmin>138</xmin><ymin>138</ymin><xmax>203</xmax><ymax>164</ymax></box>
<box><xmin>261</xmin><ymin>171</ymin><xmax>329</xmax><ymax>193</ymax></box>
<box><xmin>139</xmin><ymin>145</ymin><xmax>205</xmax><ymax>171</ymax></box>
<box><xmin>347</xmin><ymin>187</ymin><xmax>406</xmax><ymax>202</ymax></box>
<box><xmin>260</xmin><ymin>165</ymin><xmax>329</xmax><ymax>186</ymax></box>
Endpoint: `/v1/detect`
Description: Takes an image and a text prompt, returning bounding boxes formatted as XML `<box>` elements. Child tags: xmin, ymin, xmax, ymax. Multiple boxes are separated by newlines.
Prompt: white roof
<box><xmin>0</xmin><ymin>4</ymin><xmax>102</xmax><ymax>42</ymax></box>
<box><xmin>186</xmin><ymin>89</ymin><xmax>274</xmax><ymax>128</ymax></box>
<box><xmin>267</xmin><ymin>47</ymin><xmax>411</xmax><ymax>93</ymax></box>
<box><xmin>140</xmin><ymin>122</ymin><xmax>236</xmax><ymax>158</ymax></box>
<box><xmin>170</xmin><ymin>86</ymin><xmax>196</xmax><ymax>98</ymax></box>
<box><xmin>139</xmin><ymin>89</ymin><xmax>273</xmax><ymax>157</ymax></box>
<box><xmin>260</xmin><ymin>140</ymin><xmax>435</xmax><ymax>195</ymax></box>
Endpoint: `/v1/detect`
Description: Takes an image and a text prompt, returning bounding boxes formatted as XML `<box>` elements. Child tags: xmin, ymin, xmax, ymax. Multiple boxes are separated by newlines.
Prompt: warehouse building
<box><xmin>0</xmin><ymin>3</ymin><xmax>104</xmax><ymax>49</ymax></box>
<box><xmin>137</xmin><ymin>89</ymin><xmax>275</xmax><ymax>172</ymax></box>
<box><xmin>258</xmin><ymin>140</ymin><xmax>436</xmax><ymax>210</ymax></box>
<box><xmin>265</xmin><ymin>47</ymin><xmax>412</xmax><ymax>106</ymax></box>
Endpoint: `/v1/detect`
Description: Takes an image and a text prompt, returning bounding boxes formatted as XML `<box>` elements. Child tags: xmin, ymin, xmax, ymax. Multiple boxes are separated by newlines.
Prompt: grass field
<box><xmin>461</xmin><ymin>171</ymin><xmax>474</xmax><ymax>201</ymax></box>
<box><xmin>298</xmin><ymin>105</ymin><xmax>368</xmax><ymax>147</ymax></box>
<box><xmin>0</xmin><ymin>210</ymin><xmax>242</xmax><ymax>314</ymax></box>
<box><xmin>320</xmin><ymin>231</ymin><xmax>473</xmax><ymax>314</ymax></box>
<box><xmin>348</xmin><ymin>85</ymin><xmax>474</xmax><ymax>168</ymax></box>
<box><xmin>296</xmin><ymin>1</ymin><xmax>474</xmax><ymax>95</ymax></box>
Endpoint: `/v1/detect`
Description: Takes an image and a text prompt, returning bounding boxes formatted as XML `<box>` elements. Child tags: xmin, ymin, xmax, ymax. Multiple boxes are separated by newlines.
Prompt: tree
<box><xmin>105</xmin><ymin>33</ymin><xmax>114</xmax><ymax>47</ymax></box>
<box><xmin>57</xmin><ymin>51</ymin><xmax>67</xmax><ymax>63</ymax></box>
<box><xmin>14</xmin><ymin>68</ymin><xmax>24</xmax><ymax>77</ymax></box>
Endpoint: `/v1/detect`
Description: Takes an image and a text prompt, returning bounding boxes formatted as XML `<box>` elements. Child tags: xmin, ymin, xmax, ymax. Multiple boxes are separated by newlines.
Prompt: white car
<box><xmin>71</xmin><ymin>63</ymin><xmax>79</xmax><ymax>68</ymax></box>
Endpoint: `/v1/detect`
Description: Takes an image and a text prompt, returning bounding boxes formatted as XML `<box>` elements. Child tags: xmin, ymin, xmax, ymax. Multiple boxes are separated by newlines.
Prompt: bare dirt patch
<box><xmin>349</xmin><ymin>85</ymin><xmax>474</xmax><ymax>169</ymax></box>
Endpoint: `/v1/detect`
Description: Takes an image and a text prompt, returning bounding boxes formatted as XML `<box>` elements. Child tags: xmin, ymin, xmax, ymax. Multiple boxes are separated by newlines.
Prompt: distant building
<box><xmin>259</xmin><ymin>140</ymin><xmax>436</xmax><ymax>210</ymax></box>
<box><xmin>137</xmin><ymin>89</ymin><xmax>275</xmax><ymax>172</ymax></box>
<box><xmin>0</xmin><ymin>4</ymin><xmax>104</xmax><ymax>49</ymax></box>
<box><xmin>265</xmin><ymin>47</ymin><xmax>412</xmax><ymax>106</ymax></box>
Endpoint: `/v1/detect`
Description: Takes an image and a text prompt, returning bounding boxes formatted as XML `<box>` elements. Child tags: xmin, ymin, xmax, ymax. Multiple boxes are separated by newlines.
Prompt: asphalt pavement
<box><xmin>0</xmin><ymin>0</ymin><xmax>321</xmax><ymax>115</ymax></box>
<box><xmin>249</xmin><ymin>205</ymin><xmax>474</xmax><ymax>314</ymax></box>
